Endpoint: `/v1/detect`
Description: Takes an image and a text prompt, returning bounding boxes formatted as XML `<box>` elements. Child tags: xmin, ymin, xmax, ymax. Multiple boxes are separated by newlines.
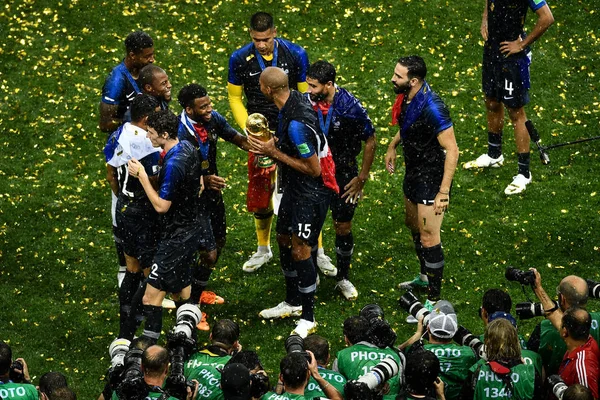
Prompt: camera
<box><xmin>453</xmin><ymin>326</ymin><xmax>486</xmax><ymax>360</ymax></box>
<box><xmin>344</xmin><ymin>358</ymin><xmax>400</xmax><ymax>400</ymax></box>
<box><xmin>116</xmin><ymin>343</ymin><xmax>147</xmax><ymax>400</ymax></box>
<box><xmin>587</xmin><ymin>279</ymin><xmax>600</xmax><ymax>299</ymax></box>
<box><xmin>165</xmin><ymin>304</ymin><xmax>202</xmax><ymax>400</ymax></box>
<box><xmin>548</xmin><ymin>374</ymin><xmax>568</xmax><ymax>399</ymax></box>
<box><xmin>399</xmin><ymin>292</ymin><xmax>431</xmax><ymax>326</ymax></box>
<box><xmin>285</xmin><ymin>334</ymin><xmax>311</xmax><ymax>362</ymax></box>
<box><xmin>516</xmin><ymin>300</ymin><xmax>559</xmax><ymax>320</ymax></box>
<box><xmin>360</xmin><ymin>304</ymin><xmax>397</xmax><ymax>349</ymax></box>
<box><xmin>249</xmin><ymin>372</ymin><xmax>270</xmax><ymax>398</ymax></box>
<box><xmin>505</xmin><ymin>267</ymin><xmax>536</xmax><ymax>286</ymax></box>
<box><xmin>9</xmin><ymin>360</ymin><xmax>26</xmax><ymax>383</ymax></box>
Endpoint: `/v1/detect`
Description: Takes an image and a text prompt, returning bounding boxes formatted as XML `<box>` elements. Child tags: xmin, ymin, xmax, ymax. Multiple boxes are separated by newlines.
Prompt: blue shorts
<box><xmin>482</xmin><ymin>50</ymin><xmax>531</xmax><ymax>109</ymax></box>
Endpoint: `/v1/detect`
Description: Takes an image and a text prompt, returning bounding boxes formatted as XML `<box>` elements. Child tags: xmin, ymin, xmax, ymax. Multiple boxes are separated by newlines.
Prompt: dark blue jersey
<box><xmin>276</xmin><ymin>91</ymin><xmax>329</xmax><ymax>202</ymax></box>
<box><xmin>228</xmin><ymin>38</ymin><xmax>309</xmax><ymax>127</ymax></box>
<box><xmin>308</xmin><ymin>87</ymin><xmax>374</xmax><ymax>169</ymax></box>
<box><xmin>177</xmin><ymin>110</ymin><xmax>242</xmax><ymax>176</ymax></box>
<box><xmin>158</xmin><ymin>140</ymin><xmax>201</xmax><ymax>238</ymax></box>
<box><xmin>398</xmin><ymin>82</ymin><xmax>453</xmax><ymax>183</ymax></box>
<box><xmin>101</xmin><ymin>61</ymin><xmax>142</xmax><ymax>122</ymax></box>
<box><xmin>486</xmin><ymin>0</ymin><xmax>547</xmax><ymax>59</ymax></box>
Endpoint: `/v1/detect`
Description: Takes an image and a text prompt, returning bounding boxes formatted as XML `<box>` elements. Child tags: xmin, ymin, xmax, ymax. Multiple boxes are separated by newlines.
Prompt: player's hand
<box><xmin>248</xmin><ymin>135</ymin><xmax>277</xmax><ymax>157</ymax></box>
<box><xmin>385</xmin><ymin>146</ymin><xmax>397</xmax><ymax>174</ymax></box>
<box><xmin>127</xmin><ymin>158</ymin><xmax>147</xmax><ymax>180</ymax></box>
<box><xmin>204</xmin><ymin>175</ymin><xmax>226</xmax><ymax>191</ymax></box>
<box><xmin>342</xmin><ymin>176</ymin><xmax>366</xmax><ymax>204</ymax></box>
<box><xmin>434</xmin><ymin>192</ymin><xmax>449</xmax><ymax>215</ymax></box>
<box><xmin>500</xmin><ymin>36</ymin><xmax>523</xmax><ymax>56</ymax></box>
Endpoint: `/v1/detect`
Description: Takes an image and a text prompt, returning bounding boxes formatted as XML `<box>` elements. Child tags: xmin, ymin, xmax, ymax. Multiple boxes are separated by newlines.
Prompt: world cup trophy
<box><xmin>245</xmin><ymin>113</ymin><xmax>275</xmax><ymax>168</ymax></box>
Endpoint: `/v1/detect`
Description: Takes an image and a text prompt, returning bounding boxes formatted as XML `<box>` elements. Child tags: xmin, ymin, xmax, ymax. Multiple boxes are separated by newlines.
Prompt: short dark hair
<box><xmin>563</xmin><ymin>384</ymin><xmax>594</xmax><ymax>400</ymax></box>
<box><xmin>343</xmin><ymin>316</ymin><xmax>369</xmax><ymax>345</ymax></box>
<box><xmin>0</xmin><ymin>341</ymin><xmax>11</xmax><ymax>375</ymax></box>
<box><xmin>228</xmin><ymin>350</ymin><xmax>263</xmax><ymax>371</ymax></box>
<box><xmin>405</xmin><ymin>350</ymin><xmax>439</xmax><ymax>395</ymax></box>
<box><xmin>307</xmin><ymin>61</ymin><xmax>336</xmax><ymax>85</ymax></box>
<box><xmin>147</xmin><ymin>110</ymin><xmax>179</xmax><ymax>139</ymax></box>
<box><xmin>482</xmin><ymin>289</ymin><xmax>512</xmax><ymax>315</ymax></box>
<box><xmin>303</xmin><ymin>334</ymin><xmax>329</xmax><ymax>365</ymax></box>
<box><xmin>49</xmin><ymin>387</ymin><xmax>77</xmax><ymax>400</ymax></box>
<box><xmin>125</xmin><ymin>31</ymin><xmax>154</xmax><ymax>54</ymax></box>
<box><xmin>396</xmin><ymin>55</ymin><xmax>427</xmax><ymax>81</ymax></box>
<box><xmin>139</xmin><ymin>64</ymin><xmax>165</xmax><ymax>90</ymax></box>
<box><xmin>178</xmin><ymin>83</ymin><xmax>208</xmax><ymax>109</ymax></box>
<box><xmin>250</xmin><ymin>12</ymin><xmax>274</xmax><ymax>32</ymax></box>
<box><xmin>562</xmin><ymin>307</ymin><xmax>591</xmax><ymax>341</ymax></box>
<box><xmin>280</xmin><ymin>353</ymin><xmax>308</xmax><ymax>390</ymax></box>
<box><xmin>39</xmin><ymin>371</ymin><xmax>68</xmax><ymax>396</ymax></box>
<box><xmin>142</xmin><ymin>345</ymin><xmax>169</xmax><ymax>377</ymax></box>
<box><xmin>131</xmin><ymin>94</ymin><xmax>159</xmax><ymax>122</ymax></box>
<box><xmin>212</xmin><ymin>319</ymin><xmax>240</xmax><ymax>348</ymax></box>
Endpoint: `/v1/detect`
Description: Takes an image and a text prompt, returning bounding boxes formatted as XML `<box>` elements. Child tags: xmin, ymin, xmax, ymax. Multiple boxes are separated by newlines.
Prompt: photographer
<box><xmin>183</xmin><ymin>319</ymin><xmax>240</xmax><ymax>398</ymax></box>
<box><xmin>527</xmin><ymin>272</ymin><xmax>600</xmax><ymax>375</ymax></box>
<box><xmin>263</xmin><ymin>352</ymin><xmax>342</xmax><ymax>400</ymax></box>
<box><xmin>478</xmin><ymin>289</ymin><xmax>544</xmax><ymax>377</ymax></box>
<box><xmin>226</xmin><ymin>351</ymin><xmax>269</xmax><ymax>400</ymax></box>
<box><xmin>463</xmin><ymin>319</ymin><xmax>542</xmax><ymax>400</ymax></box>
<box><xmin>398</xmin><ymin>349</ymin><xmax>446</xmax><ymax>400</ymax></box>
<box><xmin>399</xmin><ymin>307</ymin><xmax>476</xmax><ymax>400</ymax></box>
<box><xmin>303</xmin><ymin>335</ymin><xmax>346</xmax><ymax>399</ymax></box>
<box><xmin>0</xmin><ymin>341</ymin><xmax>37</xmax><ymax>399</ymax></box>
<box><xmin>333</xmin><ymin>316</ymin><xmax>403</xmax><ymax>399</ymax></box>
<box><xmin>38</xmin><ymin>371</ymin><xmax>68</xmax><ymax>400</ymax></box>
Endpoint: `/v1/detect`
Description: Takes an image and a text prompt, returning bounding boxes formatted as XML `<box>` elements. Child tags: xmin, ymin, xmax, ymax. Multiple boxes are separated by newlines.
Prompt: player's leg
<box><xmin>140</xmin><ymin>276</ymin><xmax>167</xmax><ymax>344</ymax></box>
<box><xmin>118</xmin><ymin>255</ymin><xmax>143</xmax><ymax>338</ymax></box>
<box><xmin>399</xmin><ymin>196</ymin><xmax>429</xmax><ymax>291</ymax></box>
<box><xmin>112</xmin><ymin>194</ymin><xmax>127</xmax><ymax>288</ymax></box>
<box><xmin>417</xmin><ymin>202</ymin><xmax>445</xmax><ymax>303</ymax></box>
<box><xmin>315</xmin><ymin>232</ymin><xmax>336</xmax><ymax>276</ymax></box>
<box><xmin>259</xmin><ymin>193</ymin><xmax>302</xmax><ymax>319</ymax></box>
<box><xmin>465</xmin><ymin>56</ymin><xmax>505</xmax><ymax>169</ymax></box>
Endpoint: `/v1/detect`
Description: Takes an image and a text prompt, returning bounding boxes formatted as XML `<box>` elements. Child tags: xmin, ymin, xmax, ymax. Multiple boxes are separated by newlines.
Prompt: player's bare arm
<box><xmin>248</xmin><ymin>134</ymin><xmax>321</xmax><ymax>177</ymax></box>
<box><xmin>500</xmin><ymin>4</ymin><xmax>554</xmax><ymax>56</ymax></box>
<box><xmin>127</xmin><ymin>158</ymin><xmax>172</xmax><ymax>213</ymax></box>
<box><xmin>385</xmin><ymin>132</ymin><xmax>402</xmax><ymax>174</ymax></box>
<box><xmin>434</xmin><ymin>127</ymin><xmax>458</xmax><ymax>215</ymax></box>
<box><xmin>342</xmin><ymin>135</ymin><xmax>376</xmax><ymax>203</ymax></box>
<box><xmin>99</xmin><ymin>103</ymin><xmax>121</xmax><ymax>132</ymax></box>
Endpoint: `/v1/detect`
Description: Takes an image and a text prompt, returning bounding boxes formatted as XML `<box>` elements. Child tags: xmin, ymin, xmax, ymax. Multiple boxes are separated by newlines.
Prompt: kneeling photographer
<box><xmin>398</xmin><ymin>302</ymin><xmax>477</xmax><ymax>400</ymax></box>
<box><xmin>0</xmin><ymin>341</ymin><xmax>37</xmax><ymax>400</ymax></box>
<box><xmin>333</xmin><ymin>314</ymin><xmax>404</xmax><ymax>399</ymax></box>
<box><xmin>521</xmin><ymin>270</ymin><xmax>600</xmax><ymax>376</ymax></box>
<box><xmin>462</xmin><ymin>318</ymin><xmax>542</xmax><ymax>400</ymax></box>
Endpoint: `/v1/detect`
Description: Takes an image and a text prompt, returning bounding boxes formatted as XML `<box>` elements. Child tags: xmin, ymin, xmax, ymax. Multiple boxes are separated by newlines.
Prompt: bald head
<box><xmin>260</xmin><ymin>67</ymin><xmax>289</xmax><ymax>93</ymax></box>
<box><xmin>560</xmin><ymin>275</ymin><xmax>588</xmax><ymax>308</ymax></box>
<box><xmin>142</xmin><ymin>345</ymin><xmax>169</xmax><ymax>378</ymax></box>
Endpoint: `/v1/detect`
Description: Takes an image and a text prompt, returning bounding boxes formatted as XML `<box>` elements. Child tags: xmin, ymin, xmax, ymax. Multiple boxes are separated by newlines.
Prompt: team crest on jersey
<box><xmin>152</xmin><ymin>165</ymin><xmax>160</xmax><ymax>174</ymax></box>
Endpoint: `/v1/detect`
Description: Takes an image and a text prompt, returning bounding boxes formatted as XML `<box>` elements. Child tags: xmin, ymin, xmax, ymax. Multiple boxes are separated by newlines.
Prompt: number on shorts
<box><xmin>297</xmin><ymin>223</ymin><xmax>312</xmax><ymax>239</ymax></box>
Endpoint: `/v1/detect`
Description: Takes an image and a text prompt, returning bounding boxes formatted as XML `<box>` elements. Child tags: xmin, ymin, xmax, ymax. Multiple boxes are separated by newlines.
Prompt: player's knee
<box><xmin>419</xmin><ymin>230</ymin><xmax>441</xmax><ymax>248</ymax></box>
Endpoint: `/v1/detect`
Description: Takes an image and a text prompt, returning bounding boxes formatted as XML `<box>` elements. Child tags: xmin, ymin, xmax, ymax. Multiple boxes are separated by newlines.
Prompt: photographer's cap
<box><xmin>221</xmin><ymin>363</ymin><xmax>251</xmax><ymax>400</ymax></box>
<box><xmin>428</xmin><ymin>312</ymin><xmax>458</xmax><ymax>339</ymax></box>
<box><xmin>434</xmin><ymin>300</ymin><xmax>456</xmax><ymax>316</ymax></box>
<box><xmin>488</xmin><ymin>311</ymin><xmax>518</xmax><ymax>328</ymax></box>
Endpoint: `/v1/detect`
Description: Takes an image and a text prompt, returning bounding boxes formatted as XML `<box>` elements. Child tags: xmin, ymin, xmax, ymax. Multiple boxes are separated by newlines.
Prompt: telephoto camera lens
<box><xmin>173</xmin><ymin>304</ymin><xmax>202</xmax><ymax>339</ymax></box>
<box><xmin>587</xmin><ymin>279</ymin><xmax>600</xmax><ymax>299</ymax></box>
<box><xmin>399</xmin><ymin>292</ymin><xmax>431</xmax><ymax>326</ymax></box>
<box><xmin>358</xmin><ymin>358</ymin><xmax>400</xmax><ymax>390</ymax></box>
<box><xmin>285</xmin><ymin>334</ymin><xmax>310</xmax><ymax>362</ymax></box>
<box><xmin>453</xmin><ymin>326</ymin><xmax>486</xmax><ymax>360</ymax></box>
<box><xmin>515</xmin><ymin>302</ymin><xmax>546</xmax><ymax>320</ymax></box>
<box><xmin>108</xmin><ymin>338</ymin><xmax>131</xmax><ymax>368</ymax></box>
<box><xmin>505</xmin><ymin>267</ymin><xmax>536</xmax><ymax>286</ymax></box>
<box><xmin>547</xmin><ymin>374</ymin><xmax>568</xmax><ymax>400</ymax></box>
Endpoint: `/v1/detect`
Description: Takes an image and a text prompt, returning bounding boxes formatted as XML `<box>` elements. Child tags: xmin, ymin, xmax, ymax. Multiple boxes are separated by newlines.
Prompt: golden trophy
<box><xmin>245</xmin><ymin>113</ymin><xmax>275</xmax><ymax>168</ymax></box>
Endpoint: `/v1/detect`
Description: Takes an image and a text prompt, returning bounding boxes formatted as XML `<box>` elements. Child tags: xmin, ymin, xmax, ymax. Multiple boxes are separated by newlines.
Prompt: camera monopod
<box><xmin>526</xmin><ymin>120</ymin><xmax>600</xmax><ymax>165</ymax></box>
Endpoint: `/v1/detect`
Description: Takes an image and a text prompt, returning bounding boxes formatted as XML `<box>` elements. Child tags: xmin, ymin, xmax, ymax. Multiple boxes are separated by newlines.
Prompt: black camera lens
<box><xmin>399</xmin><ymin>292</ymin><xmax>430</xmax><ymax>325</ymax></box>
<box><xmin>505</xmin><ymin>267</ymin><xmax>536</xmax><ymax>286</ymax></box>
<box><xmin>587</xmin><ymin>279</ymin><xmax>600</xmax><ymax>299</ymax></box>
<box><xmin>515</xmin><ymin>302</ymin><xmax>544</xmax><ymax>320</ymax></box>
<box><xmin>285</xmin><ymin>334</ymin><xmax>310</xmax><ymax>362</ymax></box>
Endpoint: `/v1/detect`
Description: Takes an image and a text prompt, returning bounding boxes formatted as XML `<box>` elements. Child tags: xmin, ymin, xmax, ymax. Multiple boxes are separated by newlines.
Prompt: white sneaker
<box><xmin>504</xmin><ymin>173</ymin><xmax>532</xmax><ymax>195</ymax></box>
<box><xmin>292</xmin><ymin>319</ymin><xmax>317</xmax><ymax>338</ymax></box>
<box><xmin>243</xmin><ymin>250</ymin><xmax>273</xmax><ymax>273</ymax></box>
<box><xmin>316</xmin><ymin>253</ymin><xmax>337</xmax><ymax>277</ymax></box>
<box><xmin>463</xmin><ymin>154</ymin><xmax>504</xmax><ymax>169</ymax></box>
<box><xmin>336</xmin><ymin>279</ymin><xmax>358</xmax><ymax>301</ymax></box>
<box><xmin>259</xmin><ymin>301</ymin><xmax>302</xmax><ymax>319</ymax></box>
<box><xmin>162</xmin><ymin>298</ymin><xmax>176</xmax><ymax>309</ymax></box>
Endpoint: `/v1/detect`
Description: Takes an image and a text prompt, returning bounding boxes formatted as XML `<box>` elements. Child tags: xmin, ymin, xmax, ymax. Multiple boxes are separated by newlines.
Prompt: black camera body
<box><xmin>587</xmin><ymin>279</ymin><xmax>600</xmax><ymax>299</ymax></box>
<box><xmin>9</xmin><ymin>360</ymin><xmax>26</xmax><ymax>383</ymax></box>
<box><xmin>505</xmin><ymin>267</ymin><xmax>536</xmax><ymax>286</ymax></box>
<box><xmin>547</xmin><ymin>374</ymin><xmax>568</xmax><ymax>400</ymax></box>
<box><xmin>249</xmin><ymin>372</ymin><xmax>270</xmax><ymax>398</ymax></box>
<box><xmin>285</xmin><ymin>334</ymin><xmax>311</xmax><ymax>362</ymax></box>
<box><xmin>360</xmin><ymin>304</ymin><xmax>397</xmax><ymax>349</ymax></box>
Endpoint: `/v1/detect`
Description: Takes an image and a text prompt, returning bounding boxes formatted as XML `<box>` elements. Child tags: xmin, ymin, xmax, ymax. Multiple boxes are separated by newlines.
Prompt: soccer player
<box><xmin>385</xmin><ymin>56</ymin><xmax>458</xmax><ymax>318</ymax></box>
<box><xmin>248</xmin><ymin>67</ymin><xmax>334</xmax><ymax>338</ymax></box>
<box><xmin>305</xmin><ymin>60</ymin><xmax>376</xmax><ymax>301</ymax></box>
<box><xmin>228</xmin><ymin>12</ymin><xmax>335</xmax><ymax>276</ymax></box>
<box><xmin>177</xmin><ymin>83</ymin><xmax>249</xmax><ymax>329</ymax></box>
<box><xmin>127</xmin><ymin>109</ymin><xmax>202</xmax><ymax>343</ymax></box>
<box><xmin>463</xmin><ymin>0</ymin><xmax>554</xmax><ymax>195</ymax></box>
<box><xmin>139</xmin><ymin>64</ymin><xmax>172</xmax><ymax>111</ymax></box>
<box><xmin>104</xmin><ymin>94</ymin><xmax>160</xmax><ymax>340</ymax></box>
<box><xmin>100</xmin><ymin>30</ymin><xmax>155</xmax><ymax>287</ymax></box>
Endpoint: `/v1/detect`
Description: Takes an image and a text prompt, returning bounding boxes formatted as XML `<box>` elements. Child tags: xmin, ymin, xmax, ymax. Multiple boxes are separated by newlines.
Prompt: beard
<box><xmin>393</xmin><ymin>82</ymin><xmax>410</xmax><ymax>95</ymax></box>
<box><xmin>309</xmin><ymin>92</ymin><xmax>327</xmax><ymax>102</ymax></box>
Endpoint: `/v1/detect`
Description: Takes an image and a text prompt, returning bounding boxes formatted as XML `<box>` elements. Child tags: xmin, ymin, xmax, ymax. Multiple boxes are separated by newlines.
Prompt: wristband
<box><xmin>544</xmin><ymin>304</ymin><xmax>559</xmax><ymax>315</ymax></box>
